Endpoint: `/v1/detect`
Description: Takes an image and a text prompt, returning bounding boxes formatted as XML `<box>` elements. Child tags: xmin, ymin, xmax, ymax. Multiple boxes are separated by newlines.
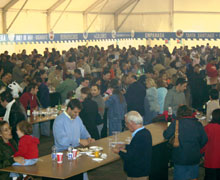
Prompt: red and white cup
<box><xmin>72</xmin><ymin>149</ymin><xmax>78</xmax><ymax>159</ymax></box>
<box><xmin>56</xmin><ymin>152</ymin><xmax>63</xmax><ymax>163</ymax></box>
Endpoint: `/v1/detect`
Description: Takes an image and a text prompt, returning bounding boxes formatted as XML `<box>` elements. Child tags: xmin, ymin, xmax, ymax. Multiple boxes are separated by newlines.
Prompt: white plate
<box><xmin>89</xmin><ymin>146</ymin><xmax>103</xmax><ymax>151</ymax></box>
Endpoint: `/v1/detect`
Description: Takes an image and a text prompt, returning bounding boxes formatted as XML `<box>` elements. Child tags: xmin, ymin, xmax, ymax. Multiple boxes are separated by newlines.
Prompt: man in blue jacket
<box><xmin>112</xmin><ymin>111</ymin><xmax>152</xmax><ymax>180</ymax></box>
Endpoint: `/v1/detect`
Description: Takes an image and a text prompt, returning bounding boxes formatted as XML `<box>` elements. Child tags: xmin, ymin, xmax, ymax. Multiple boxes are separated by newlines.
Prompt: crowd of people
<box><xmin>0</xmin><ymin>43</ymin><xmax>220</xmax><ymax>179</ymax></box>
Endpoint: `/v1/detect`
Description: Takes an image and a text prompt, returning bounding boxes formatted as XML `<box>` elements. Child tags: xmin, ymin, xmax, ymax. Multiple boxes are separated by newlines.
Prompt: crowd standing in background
<box><xmin>1</xmin><ymin>43</ymin><xmax>220</xmax><ymax>179</ymax></box>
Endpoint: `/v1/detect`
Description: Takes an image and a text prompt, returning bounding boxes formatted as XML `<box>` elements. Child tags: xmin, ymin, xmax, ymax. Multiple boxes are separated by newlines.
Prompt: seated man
<box><xmin>112</xmin><ymin>111</ymin><xmax>152</xmax><ymax>180</ymax></box>
<box><xmin>53</xmin><ymin>99</ymin><xmax>94</xmax><ymax>152</ymax></box>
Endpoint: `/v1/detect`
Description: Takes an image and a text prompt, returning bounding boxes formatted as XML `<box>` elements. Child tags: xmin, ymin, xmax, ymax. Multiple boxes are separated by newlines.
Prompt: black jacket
<box><xmin>0</xmin><ymin>138</ymin><xmax>18</xmax><ymax>180</ymax></box>
<box><xmin>119</xmin><ymin>128</ymin><xmax>152</xmax><ymax>177</ymax></box>
<box><xmin>80</xmin><ymin>98</ymin><xmax>100</xmax><ymax>140</ymax></box>
<box><xmin>9</xmin><ymin>101</ymin><xmax>26</xmax><ymax>142</ymax></box>
<box><xmin>125</xmin><ymin>81</ymin><xmax>146</xmax><ymax>116</ymax></box>
<box><xmin>163</xmin><ymin>118</ymin><xmax>208</xmax><ymax>165</ymax></box>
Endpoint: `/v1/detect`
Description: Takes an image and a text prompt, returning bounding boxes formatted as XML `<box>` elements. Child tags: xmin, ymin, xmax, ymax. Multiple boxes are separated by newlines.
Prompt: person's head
<box><xmin>36</xmin><ymin>62</ymin><xmax>45</xmax><ymax>70</ymax></box>
<box><xmin>39</xmin><ymin>70</ymin><xmax>47</xmax><ymax>80</ymax></box>
<box><xmin>210</xmin><ymin>109</ymin><xmax>220</xmax><ymax>124</ymax></box>
<box><xmin>176</xmin><ymin>105</ymin><xmax>193</xmax><ymax>119</ymax></box>
<box><xmin>66</xmin><ymin>99</ymin><xmax>83</xmax><ymax>119</ymax></box>
<box><xmin>146</xmin><ymin>78</ymin><xmax>156</xmax><ymax>89</ymax></box>
<box><xmin>145</xmin><ymin>68</ymin><xmax>154</xmax><ymax>78</ymax></box>
<box><xmin>1</xmin><ymin>72</ymin><xmax>11</xmax><ymax>84</ymax></box>
<box><xmin>26</xmin><ymin>83</ymin><xmax>38</xmax><ymax>95</ymax></box>
<box><xmin>81</xmin><ymin>77</ymin><xmax>90</xmax><ymax>87</ymax></box>
<box><xmin>91</xmin><ymin>84</ymin><xmax>100</xmax><ymax>97</ymax></box>
<box><xmin>0</xmin><ymin>121</ymin><xmax>12</xmax><ymax>143</ymax></box>
<box><xmin>102</xmin><ymin>70</ymin><xmax>111</xmax><ymax>81</ymax></box>
<box><xmin>16</xmin><ymin>121</ymin><xmax>32</xmax><ymax>138</ymax></box>
<box><xmin>0</xmin><ymin>90</ymin><xmax>13</xmax><ymax>108</ymax></box>
<box><xmin>175</xmin><ymin>78</ymin><xmax>187</xmax><ymax>92</ymax></box>
<box><xmin>55</xmin><ymin>65</ymin><xmax>62</xmax><ymax>74</ymax></box>
<box><xmin>80</xmin><ymin>87</ymin><xmax>91</xmax><ymax>100</ymax></box>
<box><xmin>74</xmin><ymin>69</ymin><xmax>82</xmax><ymax>78</ymax></box>
<box><xmin>194</xmin><ymin>64</ymin><xmax>201</xmax><ymax>74</ymax></box>
<box><xmin>209</xmin><ymin>89</ymin><xmax>219</xmax><ymax>100</ymax></box>
<box><xmin>125</xmin><ymin>111</ymin><xmax>143</xmax><ymax>132</ymax></box>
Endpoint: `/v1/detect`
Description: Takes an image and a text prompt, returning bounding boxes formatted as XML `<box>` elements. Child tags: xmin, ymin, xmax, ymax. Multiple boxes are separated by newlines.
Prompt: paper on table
<box><xmin>92</xmin><ymin>158</ymin><xmax>103</xmax><ymax>162</ymax></box>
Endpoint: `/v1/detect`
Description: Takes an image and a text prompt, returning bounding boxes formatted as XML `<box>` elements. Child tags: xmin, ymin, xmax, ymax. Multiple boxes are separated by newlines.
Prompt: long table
<box><xmin>0</xmin><ymin>122</ymin><xmax>169</xmax><ymax>179</ymax></box>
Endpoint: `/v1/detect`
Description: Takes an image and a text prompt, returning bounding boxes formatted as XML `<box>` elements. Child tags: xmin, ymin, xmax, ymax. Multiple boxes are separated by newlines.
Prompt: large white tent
<box><xmin>1</xmin><ymin>0</ymin><xmax>220</xmax><ymax>34</ymax></box>
<box><xmin>1</xmin><ymin>0</ymin><xmax>220</xmax><ymax>53</ymax></box>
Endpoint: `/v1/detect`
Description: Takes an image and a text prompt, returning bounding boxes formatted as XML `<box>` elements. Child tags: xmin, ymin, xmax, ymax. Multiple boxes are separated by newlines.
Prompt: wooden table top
<box><xmin>0</xmin><ymin>122</ymin><xmax>168</xmax><ymax>179</ymax></box>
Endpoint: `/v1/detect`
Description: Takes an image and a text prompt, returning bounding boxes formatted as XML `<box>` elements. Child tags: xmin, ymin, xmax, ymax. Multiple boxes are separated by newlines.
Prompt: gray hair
<box><xmin>125</xmin><ymin>111</ymin><xmax>143</xmax><ymax>125</ymax></box>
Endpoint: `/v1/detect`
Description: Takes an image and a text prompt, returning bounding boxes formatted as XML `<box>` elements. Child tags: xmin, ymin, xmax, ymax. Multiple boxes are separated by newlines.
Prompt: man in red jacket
<box><xmin>206</xmin><ymin>58</ymin><xmax>218</xmax><ymax>86</ymax></box>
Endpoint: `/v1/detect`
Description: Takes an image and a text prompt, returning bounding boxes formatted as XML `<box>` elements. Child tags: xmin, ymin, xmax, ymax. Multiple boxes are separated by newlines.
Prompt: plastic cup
<box><xmin>72</xmin><ymin>149</ymin><xmax>78</xmax><ymax>159</ymax></box>
<box><xmin>56</xmin><ymin>152</ymin><xmax>63</xmax><ymax>163</ymax></box>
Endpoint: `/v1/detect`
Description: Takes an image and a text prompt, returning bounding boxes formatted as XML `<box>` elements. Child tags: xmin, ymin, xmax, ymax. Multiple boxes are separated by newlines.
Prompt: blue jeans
<box><xmin>10</xmin><ymin>159</ymin><xmax>38</xmax><ymax>177</ymax></box>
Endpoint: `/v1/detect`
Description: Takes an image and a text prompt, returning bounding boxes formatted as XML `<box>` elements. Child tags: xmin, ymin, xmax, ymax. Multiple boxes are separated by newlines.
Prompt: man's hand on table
<box><xmin>79</xmin><ymin>138</ymin><xmax>95</xmax><ymax>146</ymax></box>
<box><xmin>13</xmin><ymin>156</ymin><xmax>25</xmax><ymax>165</ymax></box>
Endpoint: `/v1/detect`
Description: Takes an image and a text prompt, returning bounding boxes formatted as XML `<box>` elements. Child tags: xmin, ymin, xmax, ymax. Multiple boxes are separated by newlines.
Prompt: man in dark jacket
<box><xmin>112</xmin><ymin>111</ymin><xmax>152</xmax><ymax>180</ymax></box>
<box><xmin>125</xmin><ymin>74</ymin><xmax>146</xmax><ymax>116</ymax></box>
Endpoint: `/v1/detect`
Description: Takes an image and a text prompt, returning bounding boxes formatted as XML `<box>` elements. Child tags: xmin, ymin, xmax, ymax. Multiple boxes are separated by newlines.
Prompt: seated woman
<box><xmin>201</xmin><ymin>109</ymin><xmax>220</xmax><ymax>180</ymax></box>
<box><xmin>163</xmin><ymin>105</ymin><xmax>208</xmax><ymax>180</ymax></box>
<box><xmin>0</xmin><ymin>121</ymin><xmax>24</xmax><ymax>180</ymax></box>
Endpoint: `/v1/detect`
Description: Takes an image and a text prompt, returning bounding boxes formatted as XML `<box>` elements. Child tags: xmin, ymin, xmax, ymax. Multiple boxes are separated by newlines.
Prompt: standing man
<box><xmin>164</xmin><ymin>77</ymin><xmax>187</xmax><ymax>115</ymax></box>
<box><xmin>112</xmin><ymin>111</ymin><xmax>152</xmax><ymax>180</ymax></box>
<box><xmin>125</xmin><ymin>74</ymin><xmax>146</xmax><ymax>116</ymax></box>
<box><xmin>53</xmin><ymin>99</ymin><xmax>94</xmax><ymax>151</ymax></box>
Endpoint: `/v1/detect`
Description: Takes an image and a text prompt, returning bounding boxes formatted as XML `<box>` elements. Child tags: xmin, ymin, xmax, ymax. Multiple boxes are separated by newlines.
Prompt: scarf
<box><xmin>3</xmin><ymin>99</ymin><xmax>16</xmax><ymax>122</ymax></box>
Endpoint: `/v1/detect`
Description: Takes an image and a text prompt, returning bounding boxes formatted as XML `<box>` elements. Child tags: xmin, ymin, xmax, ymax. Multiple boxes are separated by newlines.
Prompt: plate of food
<box><xmin>89</xmin><ymin>146</ymin><xmax>103</xmax><ymax>151</ymax></box>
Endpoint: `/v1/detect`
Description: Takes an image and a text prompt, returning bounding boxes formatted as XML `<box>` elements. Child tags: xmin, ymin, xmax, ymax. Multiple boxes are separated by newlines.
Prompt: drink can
<box><xmin>68</xmin><ymin>152</ymin><xmax>73</xmax><ymax>160</ymax></box>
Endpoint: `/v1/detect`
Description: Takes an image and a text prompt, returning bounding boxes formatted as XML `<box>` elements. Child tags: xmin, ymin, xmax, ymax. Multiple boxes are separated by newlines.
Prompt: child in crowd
<box><xmin>10</xmin><ymin>121</ymin><xmax>39</xmax><ymax>179</ymax></box>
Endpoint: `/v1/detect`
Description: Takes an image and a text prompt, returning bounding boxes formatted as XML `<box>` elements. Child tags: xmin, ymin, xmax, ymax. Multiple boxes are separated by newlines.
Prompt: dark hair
<box><xmin>113</xmin><ymin>87</ymin><xmax>124</xmax><ymax>103</ymax></box>
<box><xmin>56</xmin><ymin>65</ymin><xmax>62</xmax><ymax>71</ymax></box>
<box><xmin>81</xmin><ymin>77</ymin><xmax>90</xmax><ymax>83</ymax></box>
<box><xmin>175</xmin><ymin>78</ymin><xmax>187</xmax><ymax>86</ymax></box>
<box><xmin>17</xmin><ymin>121</ymin><xmax>32</xmax><ymax>135</ymax></box>
<box><xmin>91</xmin><ymin>84</ymin><xmax>100</xmax><ymax>90</ymax></box>
<box><xmin>209</xmin><ymin>89</ymin><xmax>219</xmax><ymax>100</ymax></box>
<box><xmin>81</xmin><ymin>87</ymin><xmax>92</xmax><ymax>99</ymax></box>
<box><xmin>0</xmin><ymin>90</ymin><xmax>13</xmax><ymax>103</ymax></box>
<box><xmin>74</xmin><ymin>69</ymin><xmax>81</xmax><ymax>75</ymax></box>
<box><xmin>210</xmin><ymin>109</ymin><xmax>220</xmax><ymax>124</ymax></box>
<box><xmin>67</xmin><ymin>99</ymin><xmax>82</xmax><ymax>110</ymax></box>
<box><xmin>0</xmin><ymin>121</ymin><xmax>9</xmax><ymax>134</ymax></box>
<box><xmin>131</xmin><ymin>74</ymin><xmax>137</xmax><ymax>80</ymax></box>
<box><xmin>26</xmin><ymin>83</ymin><xmax>37</xmax><ymax>93</ymax></box>
<box><xmin>67</xmin><ymin>91</ymin><xmax>74</xmax><ymax>99</ymax></box>
<box><xmin>157</xmin><ymin>79</ymin><xmax>167</xmax><ymax>88</ymax></box>
<box><xmin>176</xmin><ymin>105</ymin><xmax>193</xmax><ymax>118</ymax></box>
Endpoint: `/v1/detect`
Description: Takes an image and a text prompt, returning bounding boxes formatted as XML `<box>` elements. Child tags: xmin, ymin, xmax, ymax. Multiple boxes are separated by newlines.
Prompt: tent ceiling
<box><xmin>1</xmin><ymin>0</ymin><xmax>220</xmax><ymax>13</ymax></box>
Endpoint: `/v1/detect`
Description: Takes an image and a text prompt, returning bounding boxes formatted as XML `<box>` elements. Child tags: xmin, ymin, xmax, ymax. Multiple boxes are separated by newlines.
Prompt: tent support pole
<box><xmin>116</xmin><ymin>0</ymin><xmax>140</xmax><ymax>32</ymax></box>
<box><xmin>170</xmin><ymin>0</ymin><xmax>174</xmax><ymax>32</ymax></box>
<box><xmin>46</xmin><ymin>0</ymin><xmax>67</xmax><ymax>33</ymax></box>
<box><xmin>51</xmin><ymin>0</ymin><xmax>72</xmax><ymax>30</ymax></box>
<box><xmin>7</xmin><ymin>0</ymin><xmax>28</xmax><ymax>33</ymax></box>
<box><xmin>86</xmin><ymin>0</ymin><xmax>108</xmax><ymax>32</ymax></box>
<box><xmin>2</xmin><ymin>0</ymin><xmax>20</xmax><ymax>34</ymax></box>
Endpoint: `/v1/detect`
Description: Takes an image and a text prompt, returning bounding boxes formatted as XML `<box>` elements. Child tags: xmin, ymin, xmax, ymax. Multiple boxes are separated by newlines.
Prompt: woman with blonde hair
<box><xmin>143</xmin><ymin>78</ymin><xmax>160</xmax><ymax>125</ymax></box>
